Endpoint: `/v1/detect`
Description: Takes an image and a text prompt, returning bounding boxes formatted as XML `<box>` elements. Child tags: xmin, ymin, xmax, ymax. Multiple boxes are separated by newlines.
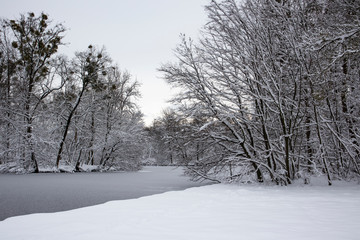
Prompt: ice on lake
<box><xmin>0</xmin><ymin>166</ymin><xmax>208</xmax><ymax>221</ymax></box>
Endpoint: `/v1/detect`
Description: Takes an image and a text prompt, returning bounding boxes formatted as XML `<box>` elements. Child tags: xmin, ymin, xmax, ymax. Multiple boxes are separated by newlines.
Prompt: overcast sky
<box><xmin>0</xmin><ymin>0</ymin><xmax>209</xmax><ymax>125</ymax></box>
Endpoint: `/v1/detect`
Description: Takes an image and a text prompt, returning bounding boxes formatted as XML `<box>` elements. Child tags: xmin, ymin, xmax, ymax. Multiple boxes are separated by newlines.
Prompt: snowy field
<box><xmin>0</xmin><ymin>179</ymin><xmax>359</xmax><ymax>240</ymax></box>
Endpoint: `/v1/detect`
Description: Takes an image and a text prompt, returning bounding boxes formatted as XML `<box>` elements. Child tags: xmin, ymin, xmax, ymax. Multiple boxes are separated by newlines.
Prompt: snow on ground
<box><xmin>0</xmin><ymin>181</ymin><xmax>359</xmax><ymax>240</ymax></box>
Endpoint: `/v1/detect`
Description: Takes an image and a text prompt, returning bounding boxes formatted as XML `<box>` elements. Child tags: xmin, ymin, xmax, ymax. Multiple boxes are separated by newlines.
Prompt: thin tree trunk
<box><xmin>87</xmin><ymin>110</ymin><xmax>95</xmax><ymax>165</ymax></box>
<box><xmin>56</xmin><ymin>84</ymin><xmax>86</xmax><ymax>168</ymax></box>
<box><xmin>313</xmin><ymin>104</ymin><xmax>332</xmax><ymax>186</ymax></box>
<box><xmin>100</xmin><ymin>103</ymin><xmax>112</xmax><ymax>165</ymax></box>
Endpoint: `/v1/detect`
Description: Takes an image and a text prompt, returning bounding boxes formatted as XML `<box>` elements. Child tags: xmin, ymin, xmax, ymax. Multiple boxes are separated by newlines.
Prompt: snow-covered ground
<box><xmin>1</xmin><ymin>179</ymin><xmax>359</xmax><ymax>240</ymax></box>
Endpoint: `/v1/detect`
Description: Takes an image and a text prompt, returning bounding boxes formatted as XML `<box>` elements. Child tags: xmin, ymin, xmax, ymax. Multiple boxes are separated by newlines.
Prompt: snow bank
<box><xmin>0</xmin><ymin>182</ymin><xmax>359</xmax><ymax>240</ymax></box>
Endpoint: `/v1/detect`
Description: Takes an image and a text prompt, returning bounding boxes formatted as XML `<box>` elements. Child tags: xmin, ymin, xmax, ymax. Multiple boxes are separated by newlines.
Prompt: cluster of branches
<box><xmin>0</xmin><ymin>13</ymin><xmax>145</xmax><ymax>173</ymax></box>
<box><xmin>159</xmin><ymin>0</ymin><xmax>360</xmax><ymax>185</ymax></box>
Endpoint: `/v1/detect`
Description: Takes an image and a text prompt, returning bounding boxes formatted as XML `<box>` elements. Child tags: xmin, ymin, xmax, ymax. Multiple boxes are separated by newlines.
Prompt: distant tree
<box><xmin>97</xmin><ymin>67</ymin><xmax>142</xmax><ymax>170</ymax></box>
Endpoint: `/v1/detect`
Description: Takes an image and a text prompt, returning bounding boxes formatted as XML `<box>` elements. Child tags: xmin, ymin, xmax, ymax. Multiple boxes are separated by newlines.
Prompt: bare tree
<box><xmin>160</xmin><ymin>0</ymin><xmax>360</xmax><ymax>184</ymax></box>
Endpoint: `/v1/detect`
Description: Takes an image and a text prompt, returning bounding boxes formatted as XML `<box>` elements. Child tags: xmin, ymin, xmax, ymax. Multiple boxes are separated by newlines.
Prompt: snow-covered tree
<box><xmin>0</xmin><ymin>13</ymin><xmax>65</xmax><ymax>172</ymax></box>
<box><xmin>0</xmin><ymin>13</ymin><xmax>146</xmax><ymax>173</ymax></box>
<box><xmin>55</xmin><ymin>46</ymin><xmax>144</xmax><ymax>171</ymax></box>
<box><xmin>160</xmin><ymin>0</ymin><xmax>360</xmax><ymax>184</ymax></box>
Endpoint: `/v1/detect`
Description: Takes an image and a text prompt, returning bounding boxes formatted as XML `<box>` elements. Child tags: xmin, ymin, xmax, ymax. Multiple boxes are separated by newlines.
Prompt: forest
<box><xmin>1</xmin><ymin>0</ymin><xmax>360</xmax><ymax>186</ymax></box>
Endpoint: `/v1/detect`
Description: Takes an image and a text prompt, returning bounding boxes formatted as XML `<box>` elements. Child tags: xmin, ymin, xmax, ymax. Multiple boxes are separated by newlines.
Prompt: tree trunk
<box><xmin>24</xmin><ymin>75</ymin><xmax>39</xmax><ymax>173</ymax></box>
<box><xmin>313</xmin><ymin>104</ymin><xmax>332</xmax><ymax>186</ymax></box>
<box><xmin>56</xmin><ymin>84</ymin><xmax>86</xmax><ymax>168</ymax></box>
<box><xmin>100</xmin><ymin>102</ymin><xmax>112</xmax><ymax>165</ymax></box>
<box><xmin>341</xmin><ymin>57</ymin><xmax>359</xmax><ymax>155</ymax></box>
<box><xmin>87</xmin><ymin>110</ymin><xmax>95</xmax><ymax>165</ymax></box>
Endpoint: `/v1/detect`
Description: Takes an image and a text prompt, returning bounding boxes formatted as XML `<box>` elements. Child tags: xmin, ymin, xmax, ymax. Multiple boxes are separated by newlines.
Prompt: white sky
<box><xmin>0</xmin><ymin>0</ymin><xmax>209</xmax><ymax>125</ymax></box>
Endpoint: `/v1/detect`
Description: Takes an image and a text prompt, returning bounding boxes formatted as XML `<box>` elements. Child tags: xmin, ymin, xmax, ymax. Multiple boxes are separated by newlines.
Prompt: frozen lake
<box><xmin>0</xmin><ymin>166</ymin><xmax>209</xmax><ymax>221</ymax></box>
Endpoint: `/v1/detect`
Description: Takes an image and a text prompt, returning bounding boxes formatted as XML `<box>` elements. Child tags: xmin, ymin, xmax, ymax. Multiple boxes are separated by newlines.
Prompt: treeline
<box><xmin>0</xmin><ymin>13</ymin><xmax>145</xmax><ymax>173</ymax></box>
<box><xmin>156</xmin><ymin>0</ymin><xmax>360</xmax><ymax>184</ymax></box>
